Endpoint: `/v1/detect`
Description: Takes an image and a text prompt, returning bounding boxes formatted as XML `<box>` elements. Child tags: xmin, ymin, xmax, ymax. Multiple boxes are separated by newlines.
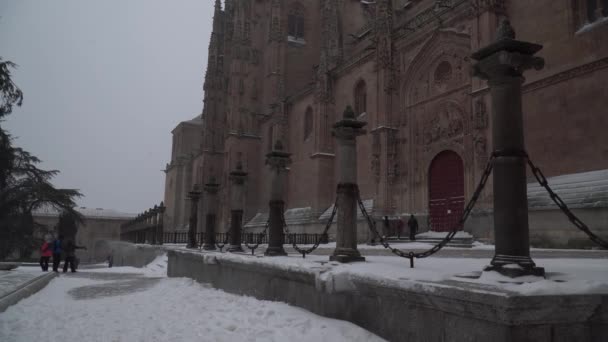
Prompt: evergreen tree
<box><xmin>57</xmin><ymin>209</ymin><xmax>83</xmax><ymax>241</ymax></box>
<box><xmin>0</xmin><ymin>57</ymin><xmax>83</xmax><ymax>259</ymax></box>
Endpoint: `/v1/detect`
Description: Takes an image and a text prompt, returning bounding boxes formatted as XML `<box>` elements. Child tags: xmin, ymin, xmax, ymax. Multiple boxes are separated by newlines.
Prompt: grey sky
<box><xmin>0</xmin><ymin>0</ymin><xmax>213</xmax><ymax>213</ymax></box>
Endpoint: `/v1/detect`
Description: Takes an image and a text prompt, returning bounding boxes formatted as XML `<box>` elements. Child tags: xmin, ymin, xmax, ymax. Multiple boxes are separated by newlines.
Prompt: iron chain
<box><xmin>286</xmin><ymin>196</ymin><xmax>338</xmax><ymax>258</ymax></box>
<box><xmin>245</xmin><ymin>221</ymin><xmax>269</xmax><ymax>255</ymax></box>
<box><xmin>358</xmin><ymin>154</ymin><xmax>495</xmax><ymax>264</ymax></box>
<box><xmin>215</xmin><ymin>231</ymin><xmax>230</xmax><ymax>252</ymax></box>
<box><xmin>527</xmin><ymin>157</ymin><xmax>608</xmax><ymax>249</ymax></box>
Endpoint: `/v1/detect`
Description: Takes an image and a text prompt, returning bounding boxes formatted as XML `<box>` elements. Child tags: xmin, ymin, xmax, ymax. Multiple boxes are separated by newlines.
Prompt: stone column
<box><xmin>187</xmin><ymin>184</ymin><xmax>202</xmax><ymax>249</ymax></box>
<box><xmin>158</xmin><ymin>202</ymin><xmax>165</xmax><ymax>245</ymax></box>
<box><xmin>330</xmin><ymin>106</ymin><xmax>366</xmax><ymax>263</ymax></box>
<box><xmin>472</xmin><ymin>19</ymin><xmax>545</xmax><ymax>277</ymax></box>
<box><xmin>203</xmin><ymin>177</ymin><xmax>220</xmax><ymax>250</ymax></box>
<box><xmin>151</xmin><ymin>205</ymin><xmax>159</xmax><ymax>245</ymax></box>
<box><xmin>265</xmin><ymin>141</ymin><xmax>291</xmax><ymax>256</ymax></box>
<box><xmin>228</xmin><ymin>162</ymin><xmax>247</xmax><ymax>253</ymax></box>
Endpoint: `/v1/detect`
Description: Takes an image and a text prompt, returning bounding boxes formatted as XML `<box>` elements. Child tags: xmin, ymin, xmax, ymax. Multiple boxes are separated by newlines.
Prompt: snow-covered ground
<box><xmin>0</xmin><ymin>255</ymin><xmax>384</xmax><ymax>342</ymax></box>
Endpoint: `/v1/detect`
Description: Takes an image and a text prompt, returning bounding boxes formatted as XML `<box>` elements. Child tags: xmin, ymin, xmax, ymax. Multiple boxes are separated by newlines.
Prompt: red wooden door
<box><xmin>428</xmin><ymin>151</ymin><xmax>464</xmax><ymax>232</ymax></box>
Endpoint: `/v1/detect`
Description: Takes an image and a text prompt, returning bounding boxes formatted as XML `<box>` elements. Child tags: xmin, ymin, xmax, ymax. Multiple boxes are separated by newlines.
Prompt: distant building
<box><xmin>33</xmin><ymin>206</ymin><xmax>135</xmax><ymax>262</ymax></box>
<box><xmin>164</xmin><ymin>0</ymin><xmax>608</xmax><ymax>248</ymax></box>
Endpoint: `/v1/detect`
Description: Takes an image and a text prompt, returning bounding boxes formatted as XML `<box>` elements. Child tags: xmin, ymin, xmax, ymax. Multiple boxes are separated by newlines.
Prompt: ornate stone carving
<box><xmin>422</xmin><ymin>103</ymin><xmax>464</xmax><ymax>145</ymax></box>
<box><xmin>524</xmin><ymin>56</ymin><xmax>608</xmax><ymax>94</ymax></box>
<box><xmin>371</xmin><ymin>154</ymin><xmax>381</xmax><ymax>183</ymax></box>
<box><xmin>474</xmin><ymin>135</ymin><xmax>487</xmax><ymax>158</ymax></box>
<box><xmin>375</xmin><ymin>0</ymin><xmax>393</xmax><ymax>71</ymax></box>
<box><xmin>269</xmin><ymin>17</ymin><xmax>282</xmax><ymax>42</ymax></box>
<box><xmin>473</xmin><ymin>99</ymin><xmax>488</xmax><ymax>130</ymax></box>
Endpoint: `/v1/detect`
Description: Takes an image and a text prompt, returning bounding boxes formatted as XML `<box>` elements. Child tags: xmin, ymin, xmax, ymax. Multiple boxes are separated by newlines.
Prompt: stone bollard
<box><xmin>203</xmin><ymin>177</ymin><xmax>220</xmax><ymax>250</ymax></box>
<box><xmin>330</xmin><ymin>106</ymin><xmax>366</xmax><ymax>263</ymax></box>
<box><xmin>187</xmin><ymin>184</ymin><xmax>202</xmax><ymax>249</ymax></box>
<box><xmin>228</xmin><ymin>162</ymin><xmax>247</xmax><ymax>253</ymax></box>
<box><xmin>265</xmin><ymin>141</ymin><xmax>291</xmax><ymax>256</ymax></box>
<box><xmin>472</xmin><ymin>19</ymin><xmax>545</xmax><ymax>277</ymax></box>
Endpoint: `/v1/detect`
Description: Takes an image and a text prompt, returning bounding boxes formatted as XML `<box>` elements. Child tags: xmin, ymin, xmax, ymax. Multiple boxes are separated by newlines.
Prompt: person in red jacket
<box><xmin>39</xmin><ymin>239</ymin><xmax>53</xmax><ymax>271</ymax></box>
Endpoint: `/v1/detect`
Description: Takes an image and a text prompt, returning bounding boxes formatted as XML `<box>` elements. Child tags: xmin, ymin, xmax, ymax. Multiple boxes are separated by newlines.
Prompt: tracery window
<box><xmin>288</xmin><ymin>4</ymin><xmax>305</xmax><ymax>40</ymax></box>
<box><xmin>304</xmin><ymin>106</ymin><xmax>313</xmax><ymax>141</ymax></box>
<box><xmin>354</xmin><ymin>80</ymin><xmax>367</xmax><ymax>116</ymax></box>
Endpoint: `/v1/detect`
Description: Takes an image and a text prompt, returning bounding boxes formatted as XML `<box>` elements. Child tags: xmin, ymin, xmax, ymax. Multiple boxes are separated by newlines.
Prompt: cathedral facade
<box><xmin>164</xmin><ymin>0</ymin><xmax>608</xmax><ymax>246</ymax></box>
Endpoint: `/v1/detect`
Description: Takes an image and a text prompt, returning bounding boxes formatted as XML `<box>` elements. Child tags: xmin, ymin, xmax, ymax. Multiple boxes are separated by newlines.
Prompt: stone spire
<box><xmin>212</xmin><ymin>0</ymin><xmax>223</xmax><ymax>35</ymax></box>
<box><xmin>375</xmin><ymin>0</ymin><xmax>394</xmax><ymax>70</ymax></box>
<box><xmin>320</xmin><ymin>0</ymin><xmax>343</xmax><ymax>66</ymax></box>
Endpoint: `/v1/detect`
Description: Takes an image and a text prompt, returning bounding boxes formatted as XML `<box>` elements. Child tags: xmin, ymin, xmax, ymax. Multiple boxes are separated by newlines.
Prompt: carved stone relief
<box><xmin>422</xmin><ymin>103</ymin><xmax>464</xmax><ymax>145</ymax></box>
<box><xmin>473</xmin><ymin>99</ymin><xmax>488</xmax><ymax>130</ymax></box>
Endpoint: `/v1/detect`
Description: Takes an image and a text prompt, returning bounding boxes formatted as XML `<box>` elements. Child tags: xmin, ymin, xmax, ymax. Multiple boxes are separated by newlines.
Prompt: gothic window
<box><xmin>304</xmin><ymin>106</ymin><xmax>313</xmax><ymax>141</ymax></box>
<box><xmin>574</xmin><ymin>0</ymin><xmax>608</xmax><ymax>31</ymax></box>
<box><xmin>288</xmin><ymin>4</ymin><xmax>305</xmax><ymax>40</ymax></box>
<box><xmin>354</xmin><ymin>80</ymin><xmax>367</xmax><ymax>116</ymax></box>
<box><xmin>586</xmin><ymin>0</ymin><xmax>608</xmax><ymax>21</ymax></box>
<box><xmin>434</xmin><ymin>61</ymin><xmax>453</xmax><ymax>85</ymax></box>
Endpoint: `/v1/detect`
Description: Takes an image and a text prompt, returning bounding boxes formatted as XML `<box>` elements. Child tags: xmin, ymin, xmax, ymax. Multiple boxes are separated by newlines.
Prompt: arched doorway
<box><xmin>428</xmin><ymin>150</ymin><xmax>464</xmax><ymax>232</ymax></box>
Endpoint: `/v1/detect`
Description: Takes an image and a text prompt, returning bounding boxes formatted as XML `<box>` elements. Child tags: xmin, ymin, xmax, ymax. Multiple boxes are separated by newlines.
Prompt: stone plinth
<box><xmin>472</xmin><ymin>19</ymin><xmax>545</xmax><ymax>277</ymax></box>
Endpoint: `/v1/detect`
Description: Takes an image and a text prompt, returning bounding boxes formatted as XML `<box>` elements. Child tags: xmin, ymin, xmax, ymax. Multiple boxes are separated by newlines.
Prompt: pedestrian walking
<box><xmin>39</xmin><ymin>239</ymin><xmax>52</xmax><ymax>271</ymax></box>
<box><xmin>383</xmin><ymin>216</ymin><xmax>390</xmax><ymax>237</ymax></box>
<box><xmin>107</xmin><ymin>250</ymin><xmax>114</xmax><ymax>268</ymax></box>
<box><xmin>408</xmin><ymin>214</ymin><xmax>418</xmax><ymax>241</ymax></box>
<box><xmin>397</xmin><ymin>218</ymin><xmax>405</xmax><ymax>239</ymax></box>
<box><xmin>63</xmin><ymin>239</ymin><xmax>86</xmax><ymax>273</ymax></box>
<box><xmin>51</xmin><ymin>235</ymin><xmax>64</xmax><ymax>272</ymax></box>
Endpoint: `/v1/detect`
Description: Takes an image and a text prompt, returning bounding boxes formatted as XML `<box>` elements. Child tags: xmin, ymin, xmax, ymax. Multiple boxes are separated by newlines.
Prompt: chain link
<box><xmin>527</xmin><ymin>157</ymin><xmax>608</xmax><ymax>249</ymax></box>
<box><xmin>245</xmin><ymin>221</ymin><xmax>269</xmax><ymax>255</ymax></box>
<box><xmin>286</xmin><ymin>196</ymin><xmax>338</xmax><ymax>258</ymax></box>
<box><xmin>359</xmin><ymin>155</ymin><xmax>495</xmax><ymax>266</ymax></box>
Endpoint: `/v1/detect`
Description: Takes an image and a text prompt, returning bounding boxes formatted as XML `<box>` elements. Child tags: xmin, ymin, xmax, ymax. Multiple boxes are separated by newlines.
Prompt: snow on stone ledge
<box><xmin>527</xmin><ymin>168</ymin><xmax>608</xmax><ymax>210</ymax></box>
<box><xmin>172</xmin><ymin>249</ymin><xmax>608</xmax><ymax>297</ymax></box>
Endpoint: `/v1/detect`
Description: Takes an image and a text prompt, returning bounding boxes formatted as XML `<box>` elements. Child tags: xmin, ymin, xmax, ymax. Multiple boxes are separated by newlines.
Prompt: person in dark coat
<box><xmin>383</xmin><ymin>216</ymin><xmax>390</xmax><ymax>237</ymax></box>
<box><xmin>63</xmin><ymin>239</ymin><xmax>86</xmax><ymax>273</ymax></box>
<box><xmin>52</xmin><ymin>235</ymin><xmax>64</xmax><ymax>272</ymax></box>
<box><xmin>408</xmin><ymin>214</ymin><xmax>418</xmax><ymax>241</ymax></box>
<box><xmin>397</xmin><ymin>218</ymin><xmax>405</xmax><ymax>239</ymax></box>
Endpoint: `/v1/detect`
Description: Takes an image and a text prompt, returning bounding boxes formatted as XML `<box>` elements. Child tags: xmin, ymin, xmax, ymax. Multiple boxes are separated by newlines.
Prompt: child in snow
<box><xmin>39</xmin><ymin>239</ymin><xmax>52</xmax><ymax>271</ymax></box>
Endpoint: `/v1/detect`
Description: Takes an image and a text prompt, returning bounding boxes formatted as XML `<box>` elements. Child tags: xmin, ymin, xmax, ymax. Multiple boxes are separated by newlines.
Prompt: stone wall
<box><xmin>93</xmin><ymin>241</ymin><xmax>165</xmax><ymax>268</ymax></box>
<box><xmin>167</xmin><ymin>250</ymin><xmax>608</xmax><ymax>342</ymax></box>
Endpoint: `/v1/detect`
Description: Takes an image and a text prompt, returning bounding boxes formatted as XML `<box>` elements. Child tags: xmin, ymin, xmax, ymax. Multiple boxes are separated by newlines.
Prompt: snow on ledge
<box><xmin>172</xmin><ymin>249</ymin><xmax>608</xmax><ymax>297</ymax></box>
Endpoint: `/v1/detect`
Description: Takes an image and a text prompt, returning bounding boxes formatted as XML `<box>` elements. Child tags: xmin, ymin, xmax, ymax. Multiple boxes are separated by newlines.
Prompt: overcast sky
<box><xmin>0</xmin><ymin>0</ymin><xmax>213</xmax><ymax>213</ymax></box>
